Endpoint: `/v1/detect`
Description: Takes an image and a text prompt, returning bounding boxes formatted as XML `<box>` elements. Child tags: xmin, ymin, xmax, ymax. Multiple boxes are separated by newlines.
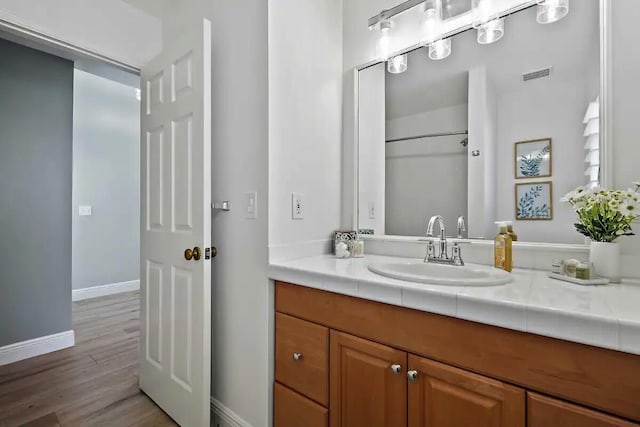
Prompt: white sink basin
<box><xmin>368</xmin><ymin>261</ymin><xmax>513</xmax><ymax>286</ymax></box>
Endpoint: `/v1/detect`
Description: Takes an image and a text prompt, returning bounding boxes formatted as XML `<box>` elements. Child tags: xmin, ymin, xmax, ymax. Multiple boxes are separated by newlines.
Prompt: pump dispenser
<box><xmin>494</xmin><ymin>221</ymin><xmax>513</xmax><ymax>272</ymax></box>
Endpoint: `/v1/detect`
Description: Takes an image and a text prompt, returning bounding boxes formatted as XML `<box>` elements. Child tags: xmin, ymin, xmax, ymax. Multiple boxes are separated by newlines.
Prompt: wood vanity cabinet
<box><xmin>273</xmin><ymin>281</ymin><xmax>640</xmax><ymax>427</ymax></box>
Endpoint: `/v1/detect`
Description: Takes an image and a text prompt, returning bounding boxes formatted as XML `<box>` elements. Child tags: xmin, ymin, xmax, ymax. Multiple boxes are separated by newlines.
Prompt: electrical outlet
<box><xmin>245</xmin><ymin>192</ymin><xmax>257</xmax><ymax>219</ymax></box>
<box><xmin>368</xmin><ymin>202</ymin><xmax>376</xmax><ymax>219</ymax></box>
<box><xmin>291</xmin><ymin>193</ymin><xmax>304</xmax><ymax>220</ymax></box>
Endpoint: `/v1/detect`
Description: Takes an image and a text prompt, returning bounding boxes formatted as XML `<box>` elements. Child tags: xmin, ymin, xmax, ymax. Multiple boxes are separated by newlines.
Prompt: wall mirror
<box><xmin>357</xmin><ymin>0</ymin><xmax>604</xmax><ymax>244</ymax></box>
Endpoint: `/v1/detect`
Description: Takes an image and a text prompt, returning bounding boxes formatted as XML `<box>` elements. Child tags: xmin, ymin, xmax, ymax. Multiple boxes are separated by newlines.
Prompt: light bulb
<box><xmin>421</xmin><ymin>0</ymin><xmax>442</xmax><ymax>44</ymax></box>
<box><xmin>537</xmin><ymin>0</ymin><xmax>569</xmax><ymax>24</ymax></box>
<box><xmin>388</xmin><ymin>54</ymin><xmax>408</xmax><ymax>74</ymax></box>
<box><xmin>477</xmin><ymin>18</ymin><xmax>504</xmax><ymax>44</ymax></box>
<box><xmin>376</xmin><ymin>20</ymin><xmax>393</xmax><ymax>61</ymax></box>
<box><xmin>428</xmin><ymin>39</ymin><xmax>451</xmax><ymax>60</ymax></box>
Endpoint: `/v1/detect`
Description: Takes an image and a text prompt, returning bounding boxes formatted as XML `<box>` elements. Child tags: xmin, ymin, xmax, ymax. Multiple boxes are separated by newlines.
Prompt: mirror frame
<box><xmin>350</xmin><ymin>0</ymin><xmax>612</xmax><ymax>248</ymax></box>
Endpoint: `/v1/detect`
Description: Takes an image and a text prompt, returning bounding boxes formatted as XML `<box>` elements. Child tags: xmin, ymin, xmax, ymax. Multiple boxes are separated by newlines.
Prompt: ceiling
<box><xmin>385</xmin><ymin>0</ymin><xmax>600</xmax><ymax>119</ymax></box>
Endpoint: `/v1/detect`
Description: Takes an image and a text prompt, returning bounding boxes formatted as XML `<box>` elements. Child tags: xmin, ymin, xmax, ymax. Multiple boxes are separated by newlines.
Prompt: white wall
<box><xmin>496</xmin><ymin>76</ymin><xmax>592</xmax><ymax>244</ymax></box>
<box><xmin>72</xmin><ymin>68</ymin><xmax>140</xmax><ymax>290</ymax></box>
<box><xmin>358</xmin><ymin>63</ymin><xmax>386</xmax><ymax>234</ymax></box>
<box><xmin>0</xmin><ymin>0</ymin><xmax>161</xmax><ymax>67</ymax></box>
<box><xmin>268</xmin><ymin>0</ymin><xmax>344</xmax><ymax>251</ymax></box>
<box><xmin>385</xmin><ymin>105</ymin><xmax>468</xmax><ymax>236</ymax></box>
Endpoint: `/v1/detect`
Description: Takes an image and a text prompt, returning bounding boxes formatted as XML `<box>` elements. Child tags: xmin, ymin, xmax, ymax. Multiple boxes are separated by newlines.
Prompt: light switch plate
<box><xmin>368</xmin><ymin>202</ymin><xmax>376</xmax><ymax>219</ymax></box>
<box><xmin>291</xmin><ymin>193</ymin><xmax>304</xmax><ymax>220</ymax></box>
<box><xmin>245</xmin><ymin>192</ymin><xmax>257</xmax><ymax>219</ymax></box>
<box><xmin>79</xmin><ymin>205</ymin><xmax>92</xmax><ymax>216</ymax></box>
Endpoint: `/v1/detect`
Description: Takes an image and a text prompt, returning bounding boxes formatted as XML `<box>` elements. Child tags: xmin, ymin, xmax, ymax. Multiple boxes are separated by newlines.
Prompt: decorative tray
<box><xmin>549</xmin><ymin>273</ymin><xmax>609</xmax><ymax>286</ymax></box>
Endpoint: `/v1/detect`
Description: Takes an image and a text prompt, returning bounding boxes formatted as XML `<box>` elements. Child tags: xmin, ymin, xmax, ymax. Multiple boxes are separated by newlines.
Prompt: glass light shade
<box><xmin>421</xmin><ymin>0</ymin><xmax>442</xmax><ymax>43</ymax></box>
<box><xmin>388</xmin><ymin>54</ymin><xmax>408</xmax><ymax>74</ymax></box>
<box><xmin>537</xmin><ymin>0</ymin><xmax>569</xmax><ymax>24</ymax></box>
<box><xmin>477</xmin><ymin>18</ymin><xmax>504</xmax><ymax>44</ymax></box>
<box><xmin>376</xmin><ymin>20</ymin><xmax>393</xmax><ymax>61</ymax></box>
<box><xmin>428</xmin><ymin>39</ymin><xmax>451</xmax><ymax>60</ymax></box>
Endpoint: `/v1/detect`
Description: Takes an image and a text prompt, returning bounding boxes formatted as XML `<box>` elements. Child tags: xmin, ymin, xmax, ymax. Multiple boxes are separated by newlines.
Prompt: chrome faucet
<box><xmin>457</xmin><ymin>215</ymin><xmax>466</xmax><ymax>239</ymax></box>
<box><xmin>424</xmin><ymin>215</ymin><xmax>465</xmax><ymax>266</ymax></box>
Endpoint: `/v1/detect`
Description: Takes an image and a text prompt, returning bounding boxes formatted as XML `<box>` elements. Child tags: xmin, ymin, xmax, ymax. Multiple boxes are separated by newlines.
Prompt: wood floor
<box><xmin>0</xmin><ymin>291</ymin><xmax>177</xmax><ymax>427</ymax></box>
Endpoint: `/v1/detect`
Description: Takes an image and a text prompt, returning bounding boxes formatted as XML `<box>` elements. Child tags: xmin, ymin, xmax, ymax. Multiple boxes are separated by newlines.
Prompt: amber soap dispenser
<box><xmin>494</xmin><ymin>221</ymin><xmax>513</xmax><ymax>272</ymax></box>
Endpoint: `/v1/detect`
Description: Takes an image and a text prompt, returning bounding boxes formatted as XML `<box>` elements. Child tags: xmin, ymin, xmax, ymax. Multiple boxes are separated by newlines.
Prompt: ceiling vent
<box><xmin>522</xmin><ymin>67</ymin><xmax>552</xmax><ymax>82</ymax></box>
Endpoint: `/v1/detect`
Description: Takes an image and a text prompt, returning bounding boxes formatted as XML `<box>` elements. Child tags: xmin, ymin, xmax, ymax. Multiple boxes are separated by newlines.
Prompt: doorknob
<box><xmin>184</xmin><ymin>247</ymin><xmax>202</xmax><ymax>261</ymax></box>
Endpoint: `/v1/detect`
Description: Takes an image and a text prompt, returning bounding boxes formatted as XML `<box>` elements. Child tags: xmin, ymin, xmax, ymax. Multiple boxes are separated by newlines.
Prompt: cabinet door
<box><xmin>330</xmin><ymin>331</ymin><xmax>407</xmax><ymax>427</ymax></box>
<box><xmin>408</xmin><ymin>355</ymin><xmax>525</xmax><ymax>427</ymax></box>
<box><xmin>528</xmin><ymin>393</ymin><xmax>638</xmax><ymax>427</ymax></box>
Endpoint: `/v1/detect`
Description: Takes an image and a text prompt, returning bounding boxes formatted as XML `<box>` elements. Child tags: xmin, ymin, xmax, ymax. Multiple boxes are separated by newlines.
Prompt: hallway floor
<box><xmin>0</xmin><ymin>292</ymin><xmax>177</xmax><ymax>426</ymax></box>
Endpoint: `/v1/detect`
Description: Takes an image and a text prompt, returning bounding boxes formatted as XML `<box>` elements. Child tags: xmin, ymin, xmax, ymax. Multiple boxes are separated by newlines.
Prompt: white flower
<box><xmin>619</xmin><ymin>200</ymin><xmax>639</xmax><ymax>218</ymax></box>
<box><xmin>633</xmin><ymin>181</ymin><xmax>640</xmax><ymax>189</ymax></box>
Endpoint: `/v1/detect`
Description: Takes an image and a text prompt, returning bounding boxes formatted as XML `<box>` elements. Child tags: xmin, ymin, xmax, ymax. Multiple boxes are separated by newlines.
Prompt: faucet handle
<box><xmin>451</xmin><ymin>243</ymin><xmax>465</xmax><ymax>266</ymax></box>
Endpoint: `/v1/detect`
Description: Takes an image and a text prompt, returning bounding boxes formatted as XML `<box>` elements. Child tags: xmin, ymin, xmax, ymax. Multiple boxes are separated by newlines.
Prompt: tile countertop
<box><xmin>268</xmin><ymin>254</ymin><xmax>640</xmax><ymax>356</ymax></box>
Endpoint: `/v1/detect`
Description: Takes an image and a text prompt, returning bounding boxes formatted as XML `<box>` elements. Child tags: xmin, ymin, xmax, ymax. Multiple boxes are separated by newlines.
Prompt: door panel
<box><xmin>140</xmin><ymin>18</ymin><xmax>212</xmax><ymax>427</ymax></box>
<box><xmin>330</xmin><ymin>331</ymin><xmax>407</xmax><ymax>427</ymax></box>
<box><xmin>408</xmin><ymin>354</ymin><xmax>525</xmax><ymax>427</ymax></box>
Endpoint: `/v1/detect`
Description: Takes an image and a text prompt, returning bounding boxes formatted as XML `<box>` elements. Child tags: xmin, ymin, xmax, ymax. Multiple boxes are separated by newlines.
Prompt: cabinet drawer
<box><xmin>528</xmin><ymin>393</ymin><xmax>638</xmax><ymax>427</ymax></box>
<box><xmin>275</xmin><ymin>313</ymin><xmax>329</xmax><ymax>405</ymax></box>
<box><xmin>275</xmin><ymin>382</ymin><xmax>328</xmax><ymax>427</ymax></box>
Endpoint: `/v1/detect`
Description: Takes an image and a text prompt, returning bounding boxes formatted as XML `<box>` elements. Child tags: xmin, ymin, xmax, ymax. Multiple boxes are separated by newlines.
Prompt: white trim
<box><xmin>0</xmin><ymin>330</ymin><xmax>75</xmax><ymax>366</ymax></box>
<box><xmin>0</xmin><ymin>13</ymin><xmax>139</xmax><ymax>73</ymax></box>
<box><xmin>72</xmin><ymin>280</ymin><xmax>140</xmax><ymax>302</ymax></box>
<box><xmin>210</xmin><ymin>398</ymin><xmax>253</xmax><ymax>427</ymax></box>
<box><xmin>599</xmin><ymin>0</ymin><xmax>613</xmax><ymax>188</ymax></box>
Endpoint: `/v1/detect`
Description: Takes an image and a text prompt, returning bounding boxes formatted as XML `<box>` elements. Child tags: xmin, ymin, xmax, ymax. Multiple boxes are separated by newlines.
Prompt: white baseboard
<box><xmin>72</xmin><ymin>280</ymin><xmax>140</xmax><ymax>302</ymax></box>
<box><xmin>211</xmin><ymin>398</ymin><xmax>253</xmax><ymax>427</ymax></box>
<box><xmin>0</xmin><ymin>330</ymin><xmax>75</xmax><ymax>366</ymax></box>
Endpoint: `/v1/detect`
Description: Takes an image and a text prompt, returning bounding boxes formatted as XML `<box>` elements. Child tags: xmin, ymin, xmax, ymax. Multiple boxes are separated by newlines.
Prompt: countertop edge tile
<box><xmin>269</xmin><ymin>255</ymin><xmax>640</xmax><ymax>355</ymax></box>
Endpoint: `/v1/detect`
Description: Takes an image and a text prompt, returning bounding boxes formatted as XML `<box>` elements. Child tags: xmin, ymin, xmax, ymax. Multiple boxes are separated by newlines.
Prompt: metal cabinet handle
<box><xmin>390</xmin><ymin>364</ymin><xmax>402</xmax><ymax>374</ymax></box>
<box><xmin>407</xmin><ymin>370</ymin><xmax>418</xmax><ymax>381</ymax></box>
<box><xmin>292</xmin><ymin>352</ymin><xmax>302</xmax><ymax>361</ymax></box>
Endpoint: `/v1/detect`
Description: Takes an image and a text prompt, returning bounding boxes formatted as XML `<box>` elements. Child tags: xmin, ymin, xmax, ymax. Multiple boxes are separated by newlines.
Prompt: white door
<box><xmin>139</xmin><ymin>18</ymin><xmax>212</xmax><ymax>427</ymax></box>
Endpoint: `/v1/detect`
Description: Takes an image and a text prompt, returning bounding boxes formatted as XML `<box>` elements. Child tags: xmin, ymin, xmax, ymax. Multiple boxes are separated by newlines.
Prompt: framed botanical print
<box><xmin>516</xmin><ymin>181</ymin><xmax>553</xmax><ymax>220</ymax></box>
<box><xmin>515</xmin><ymin>138</ymin><xmax>552</xmax><ymax>179</ymax></box>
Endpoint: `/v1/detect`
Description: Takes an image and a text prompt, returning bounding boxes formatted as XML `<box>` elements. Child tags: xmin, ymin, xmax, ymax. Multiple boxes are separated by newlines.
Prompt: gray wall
<box><xmin>0</xmin><ymin>38</ymin><xmax>73</xmax><ymax>346</ymax></box>
<box><xmin>72</xmin><ymin>68</ymin><xmax>140</xmax><ymax>290</ymax></box>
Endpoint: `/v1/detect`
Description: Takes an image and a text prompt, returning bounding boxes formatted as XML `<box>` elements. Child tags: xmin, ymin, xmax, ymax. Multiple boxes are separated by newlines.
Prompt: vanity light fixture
<box><xmin>428</xmin><ymin>38</ymin><xmax>451</xmax><ymax>60</ymax></box>
<box><xmin>472</xmin><ymin>0</ymin><xmax>505</xmax><ymax>44</ymax></box>
<box><xmin>388</xmin><ymin>54</ymin><xmax>408</xmax><ymax>74</ymax></box>
<box><xmin>536</xmin><ymin>0</ymin><xmax>569</xmax><ymax>24</ymax></box>
<box><xmin>421</xmin><ymin>0</ymin><xmax>451</xmax><ymax>61</ymax></box>
<box><xmin>376</xmin><ymin>19</ymin><xmax>393</xmax><ymax>61</ymax></box>
<box><xmin>477</xmin><ymin>18</ymin><xmax>505</xmax><ymax>44</ymax></box>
